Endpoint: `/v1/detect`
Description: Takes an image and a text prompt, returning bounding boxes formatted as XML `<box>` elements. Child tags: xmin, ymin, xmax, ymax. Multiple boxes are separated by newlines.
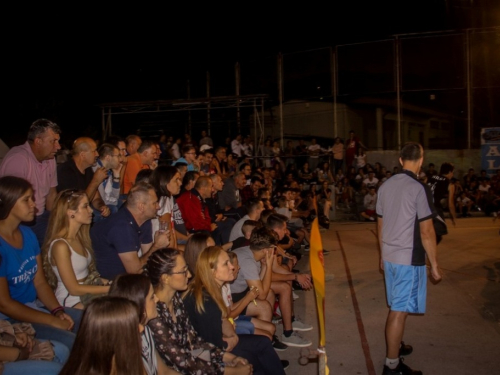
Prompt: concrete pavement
<box><xmin>277</xmin><ymin>217</ymin><xmax>500</xmax><ymax>375</ymax></box>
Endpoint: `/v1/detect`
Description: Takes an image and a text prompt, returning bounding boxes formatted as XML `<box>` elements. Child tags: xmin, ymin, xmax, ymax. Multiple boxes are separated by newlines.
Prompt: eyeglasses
<box><xmin>170</xmin><ymin>267</ymin><xmax>190</xmax><ymax>276</ymax></box>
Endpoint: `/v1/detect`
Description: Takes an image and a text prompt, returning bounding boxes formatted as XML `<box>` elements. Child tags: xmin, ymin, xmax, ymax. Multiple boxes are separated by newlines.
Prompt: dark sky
<box><xmin>3</xmin><ymin>1</ymin><xmax>499</xmax><ymax>143</ymax></box>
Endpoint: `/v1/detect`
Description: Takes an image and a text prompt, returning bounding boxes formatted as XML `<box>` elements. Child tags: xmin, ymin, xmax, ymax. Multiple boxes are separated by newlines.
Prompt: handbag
<box><xmin>80</xmin><ymin>270</ymin><xmax>108</xmax><ymax>306</ymax></box>
<box><xmin>0</xmin><ymin>320</ymin><xmax>55</xmax><ymax>362</ymax></box>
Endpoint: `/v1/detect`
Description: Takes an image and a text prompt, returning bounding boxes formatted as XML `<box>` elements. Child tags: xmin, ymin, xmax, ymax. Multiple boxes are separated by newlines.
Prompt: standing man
<box><xmin>0</xmin><ymin>119</ymin><xmax>61</xmax><ymax>245</ymax></box>
<box><xmin>376</xmin><ymin>142</ymin><xmax>441</xmax><ymax>375</ymax></box>
<box><xmin>427</xmin><ymin>162</ymin><xmax>456</xmax><ymax>243</ymax></box>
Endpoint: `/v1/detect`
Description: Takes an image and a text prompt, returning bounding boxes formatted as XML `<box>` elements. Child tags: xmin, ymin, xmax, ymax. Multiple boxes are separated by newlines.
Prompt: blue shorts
<box><xmin>384</xmin><ymin>261</ymin><xmax>427</xmax><ymax>314</ymax></box>
<box><xmin>234</xmin><ymin>316</ymin><xmax>255</xmax><ymax>335</ymax></box>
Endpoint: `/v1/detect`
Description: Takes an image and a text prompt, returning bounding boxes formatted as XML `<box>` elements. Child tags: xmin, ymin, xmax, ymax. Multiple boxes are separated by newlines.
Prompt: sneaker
<box><xmin>272</xmin><ymin>335</ymin><xmax>288</xmax><ymax>351</ymax></box>
<box><xmin>323</xmin><ymin>249</ymin><xmax>331</xmax><ymax>255</ymax></box>
<box><xmin>293</xmin><ymin>291</ymin><xmax>299</xmax><ymax>300</ymax></box>
<box><xmin>292</xmin><ymin>318</ymin><xmax>313</xmax><ymax>331</ymax></box>
<box><xmin>399</xmin><ymin>341</ymin><xmax>413</xmax><ymax>356</ymax></box>
<box><xmin>281</xmin><ymin>331</ymin><xmax>312</xmax><ymax>347</ymax></box>
<box><xmin>382</xmin><ymin>358</ymin><xmax>422</xmax><ymax>375</ymax></box>
<box><xmin>281</xmin><ymin>360</ymin><xmax>290</xmax><ymax>370</ymax></box>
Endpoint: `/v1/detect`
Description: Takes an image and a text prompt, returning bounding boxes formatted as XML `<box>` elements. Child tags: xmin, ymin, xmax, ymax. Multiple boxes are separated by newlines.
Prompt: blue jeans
<box><xmin>3</xmin><ymin>361</ymin><xmax>63</xmax><ymax>375</ymax></box>
<box><xmin>2</xmin><ymin>339</ymin><xmax>68</xmax><ymax>375</ymax></box>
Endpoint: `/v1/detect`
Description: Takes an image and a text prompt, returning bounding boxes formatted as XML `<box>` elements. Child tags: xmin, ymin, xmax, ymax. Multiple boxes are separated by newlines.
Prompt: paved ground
<box><xmin>277</xmin><ymin>217</ymin><xmax>500</xmax><ymax>375</ymax></box>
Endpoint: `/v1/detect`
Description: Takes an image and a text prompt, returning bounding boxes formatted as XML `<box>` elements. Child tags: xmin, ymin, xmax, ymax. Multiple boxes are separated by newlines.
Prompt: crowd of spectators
<box><xmin>1</xmin><ymin>119</ymin><xmax>498</xmax><ymax>374</ymax></box>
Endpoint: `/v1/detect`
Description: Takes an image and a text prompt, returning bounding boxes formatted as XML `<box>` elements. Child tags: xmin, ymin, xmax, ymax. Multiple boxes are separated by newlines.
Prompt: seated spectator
<box><xmin>199</xmin><ymin>148</ymin><xmax>215</xmax><ymax>175</ymax></box>
<box><xmin>184</xmin><ymin>232</ymin><xmax>216</xmax><ymax>275</ymax></box>
<box><xmin>315</xmin><ymin>162</ymin><xmax>335</xmax><ymax>185</ymax></box>
<box><xmin>57</xmin><ymin>137</ymin><xmax>110</xmax><ymax>219</ymax></box>
<box><xmin>91</xmin><ymin>182</ymin><xmax>170</xmax><ymax>279</ymax></box>
<box><xmin>123</xmin><ymin>139</ymin><xmax>157</xmax><ymax>195</ymax></box>
<box><xmin>0</xmin><ymin>176</ymin><xmax>79</xmax><ymax>353</ymax></box>
<box><xmin>232</xmin><ymin>225</ymin><xmax>311</xmax><ymax>349</ymax></box>
<box><xmin>229</xmin><ymin>198</ymin><xmax>265</xmax><ymax>242</ymax></box>
<box><xmin>360</xmin><ymin>186</ymin><xmax>377</xmax><ymax>221</ymax></box>
<box><xmin>92</xmin><ymin>143</ymin><xmax>123</xmax><ymax>216</ymax></box>
<box><xmin>219</xmin><ymin>172</ymin><xmax>247</xmax><ymax>220</ymax></box>
<box><xmin>0</xmin><ymin>119</ymin><xmax>61</xmax><ymax>246</ymax></box>
<box><xmin>257</xmin><ymin>187</ymin><xmax>274</xmax><ymax>210</ymax></box>
<box><xmin>229</xmin><ymin>220</ymin><xmax>262</xmax><ymax>251</ymax></box>
<box><xmin>241</xmin><ymin>176</ymin><xmax>264</xmax><ymax>205</ymax></box>
<box><xmin>456</xmin><ymin>191</ymin><xmax>473</xmax><ymax>217</ymax></box>
<box><xmin>144</xmin><ymin>248</ymin><xmax>252</xmax><ymax>374</ymax></box>
<box><xmin>275</xmin><ymin>196</ymin><xmax>311</xmax><ymax>248</ymax></box>
<box><xmin>149</xmin><ymin>166</ymin><xmax>183</xmax><ymax>249</ymax></box>
<box><xmin>206</xmin><ymin>174</ymin><xmax>237</xmax><ymax>236</ymax></box>
<box><xmin>184</xmin><ymin>246</ymin><xmax>286</xmax><ymax>374</ymax></box>
<box><xmin>109</xmin><ymin>274</ymin><xmax>180</xmax><ymax>375</ymax></box>
<box><xmin>362</xmin><ymin>171</ymin><xmax>379</xmax><ymax>190</ymax></box>
<box><xmin>211</xmin><ymin>147</ymin><xmax>230</xmax><ymax>179</ymax></box>
<box><xmin>58</xmin><ymin>297</ymin><xmax>145</xmax><ymax>375</ymax></box>
<box><xmin>42</xmin><ymin>190</ymin><xmax>110</xmax><ymax>309</ymax></box>
<box><xmin>177</xmin><ymin>176</ymin><xmax>234</xmax><ymax>245</ymax></box>
<box><xmin>173</xmin><ymin>146</ymin><xmax>198</xmax><ymax>172</ymax></box>
<box><xmin>298</xmin><ymin>162</ymin><xmax>315</xmax><ymax>185</ymax></box>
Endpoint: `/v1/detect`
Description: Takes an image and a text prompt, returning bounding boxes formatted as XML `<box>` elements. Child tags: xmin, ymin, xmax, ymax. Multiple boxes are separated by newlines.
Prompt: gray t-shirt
<box><xmin>231</xmin><ymin>246</ymin><xmax>261</xmax><ymax>294</ymax></box>
<box><xmin>376</xmin><ymin>170</ymin><xmax>435</xmax><ymax>266</ymax></box>
<box><xmin>229</xmin><ymin>215</ymin><xmax>250</xmax><ymax>242</ymax></box>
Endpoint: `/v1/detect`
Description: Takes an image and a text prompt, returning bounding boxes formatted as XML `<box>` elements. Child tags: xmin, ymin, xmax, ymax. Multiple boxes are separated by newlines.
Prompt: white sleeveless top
<box><xmin>48</xmin><ymin>238</ymin><xmax>91</xmax><ymax>307</ymax></box>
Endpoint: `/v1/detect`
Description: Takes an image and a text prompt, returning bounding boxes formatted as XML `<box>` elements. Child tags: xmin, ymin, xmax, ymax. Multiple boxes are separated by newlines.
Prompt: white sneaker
<box><xmin>293</xmin><ymin>292</ymin><xmax>299</xmax><ymax>300</ymax></box>
<box><xmin>281</xmin><ymin>332</ymin><xmax>312</xmax><ymax>347</ymax></box>
<box><xmin>292</xmin><ymin>318</ymin><xmax>313</xmax><ymax>331</ymax></box>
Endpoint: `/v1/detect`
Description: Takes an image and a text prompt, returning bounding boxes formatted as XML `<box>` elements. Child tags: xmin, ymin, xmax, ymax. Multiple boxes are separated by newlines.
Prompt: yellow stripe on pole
<box><xmin>310</xmin><ymin>217</ymin><xmax>326</xmax><ymax>347</ymax></box>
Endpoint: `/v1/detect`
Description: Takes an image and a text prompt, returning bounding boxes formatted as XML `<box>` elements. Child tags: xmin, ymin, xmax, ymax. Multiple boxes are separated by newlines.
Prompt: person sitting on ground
<box><xmin>109</xmin><ymin>274</ymin><xmax>180</xmax><ymax>375</ymax></box>
<box><xmin>183</xmin><ymin>246</ymin><xmax>286</xmax><ymax>374</ymax></box>
<box><xmin>456</xmin><ymin>191</ymin><xmax>473</xmax><ymax>217</ymax></box>
<box><xmin>42</xmin><ymin>190</ymin><xmax>110</xmax><ymax>309</ymax></box>
<box><xmin>360</xmin><ymin>186</ymin><xmax>377</xmax><ymax>221</ymax></box>
<box><xmin>144</xmin><ymin>248</ymin><xmax>252</xmax><ymax>375</ymax></box>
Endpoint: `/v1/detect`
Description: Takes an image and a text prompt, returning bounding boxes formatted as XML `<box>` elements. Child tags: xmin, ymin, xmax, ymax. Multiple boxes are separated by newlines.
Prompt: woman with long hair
<box><xmin>149</xmin><ymin>166</ymin><xmax>183</xmax><ymax>248</ymax></box>
<box><xmin>144</xmin><ymin>248</ymin><xmax>252</xmax><ymax>375</ymax></box>
<box><xmin>59</xmin><ymin>296</ymin><xmax>144</xmax><ymax>375</ymax></box>
<box><xmin>184</xmin><ymin>232</ymin><xmax>216</xmax><ymax>275</ymax></box>
<box><xmin>184</xmin><ymin>246</ymin><xmax>285</xmax><ymax>375</ymax></box>
<box><xmin>109</xmin><ymin>273</ymin><xmax>179</xmax><ymax>375</ymax></box>
<box><xmin>42</xmin><ymin>190</ymin><xmax>110</xmax><ymax>309</ymax></box>
<box><xmin>0</xmin><ymin>176</ymin><xmax>78</xmax><ymax>353</ymax></box>
<box><xmin>315</xmin><ymin>161</ymin><xmax>335</xmax><ymax>185</ymax></box>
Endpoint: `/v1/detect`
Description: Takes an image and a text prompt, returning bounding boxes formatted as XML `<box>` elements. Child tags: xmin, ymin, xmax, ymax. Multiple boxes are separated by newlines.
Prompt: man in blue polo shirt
<box><xmin>91</xmin><ymin>181</ymin><xmax>169</xmax><ymax>279</ymax></box>
<box><xmin>376</xmin><ymin>142</ymin><xmax>441</xmax><ymax>375</ymax></box>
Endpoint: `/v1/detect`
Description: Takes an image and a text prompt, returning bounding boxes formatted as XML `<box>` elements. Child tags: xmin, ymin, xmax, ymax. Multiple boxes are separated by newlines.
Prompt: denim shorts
<box><xmin>234</xmin><ymin>318</ymin><xmax>255</xmax><ymax>335</ymax></box>
<box><xmin>384</xmin><ymin>261</ymin><xmax>427</xmax><ymax>314</ymax></box>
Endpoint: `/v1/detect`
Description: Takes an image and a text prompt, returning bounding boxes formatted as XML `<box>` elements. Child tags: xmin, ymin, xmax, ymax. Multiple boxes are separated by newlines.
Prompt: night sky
<box><xmin>3</xmin><ymin>1</ymin><xmax>499</xmax><ymax>145</ymax></box>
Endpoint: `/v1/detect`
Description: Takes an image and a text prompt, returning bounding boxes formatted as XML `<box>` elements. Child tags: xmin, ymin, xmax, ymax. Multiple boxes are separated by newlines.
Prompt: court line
<box><xmin>335</xmin><ymin>231</ymin><xmax>376</xmax><ymax>375</ymax></box>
